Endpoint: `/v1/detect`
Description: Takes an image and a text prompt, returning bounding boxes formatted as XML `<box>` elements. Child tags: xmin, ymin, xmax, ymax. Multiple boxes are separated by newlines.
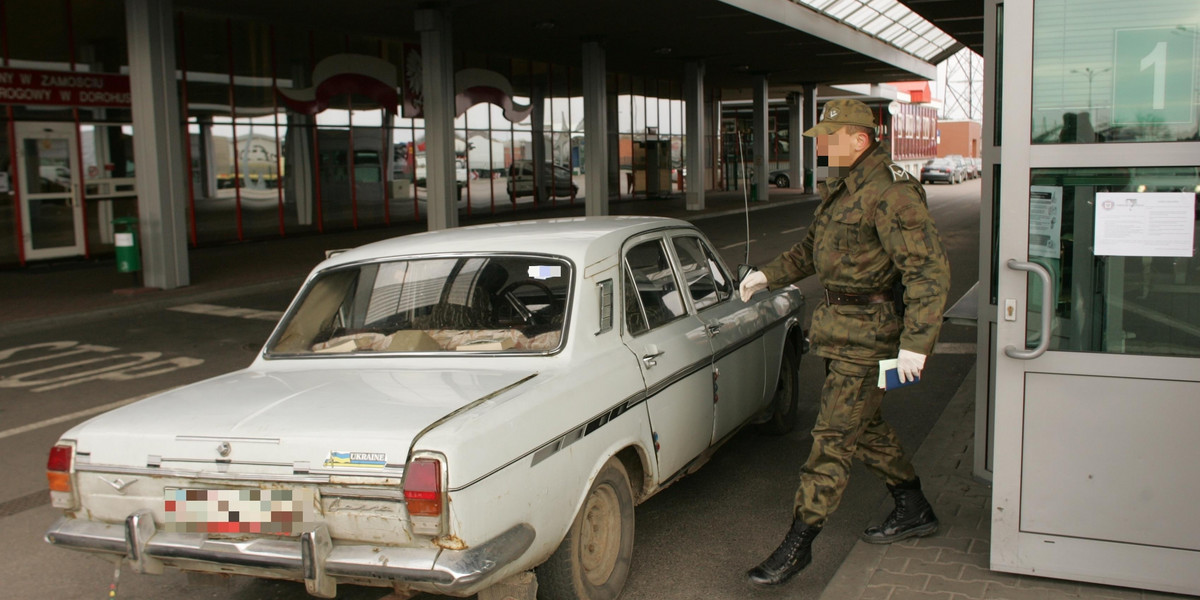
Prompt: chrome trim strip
<box><xmin>44</xmin><ymin>516</ymin><xmax>535</xmax><ymax>594</ymax></box>
<box><xmin>76</xmin><ymin>464</ymin><xmax>333</xmax><ymax>483</ymax></box>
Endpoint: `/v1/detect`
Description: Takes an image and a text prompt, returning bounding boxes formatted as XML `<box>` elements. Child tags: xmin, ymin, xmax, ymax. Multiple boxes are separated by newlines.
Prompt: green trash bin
<box><xmin>112</xmin><ymin>216</ymin><xmax>141</xmax><ymax>273</ymax></box>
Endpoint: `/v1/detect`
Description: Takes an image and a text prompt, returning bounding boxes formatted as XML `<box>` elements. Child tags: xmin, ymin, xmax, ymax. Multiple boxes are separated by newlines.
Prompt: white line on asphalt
<box><xmin>933</xmin><ymin>342</ymin><xmax>977</xmax><ymax>355</ymax></box>
<box><xmin>0</xmin><ymin>394</ymin><xmax>152</xmax><ymax>441</ymax></box>
<box><xmin>781</xmin><ymin>226</ymin><xmax>806</xmax><ymax>234</ymax></box>
<box><xmin>720</xmin><ymin>240</ymin><xmax>756</xmax><ymax>250</ymax></box>
<box><xmin>169</xmin><ymin>303</ymin><xmax>283</xmax><ymax>321</ymax></box>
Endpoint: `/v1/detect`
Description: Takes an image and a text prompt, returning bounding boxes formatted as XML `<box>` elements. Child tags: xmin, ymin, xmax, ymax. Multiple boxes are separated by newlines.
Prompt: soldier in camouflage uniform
<box><xmin>739</xmin><ymin>99</ymin><xmax>951</xmax><ymax>587</ymax></box>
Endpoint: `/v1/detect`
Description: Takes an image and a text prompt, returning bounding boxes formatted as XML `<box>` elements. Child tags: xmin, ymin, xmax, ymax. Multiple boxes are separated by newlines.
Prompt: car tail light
<box><xmin>404</xmin><ymin>455</ymin><xmax>446</xmax><ymax>536</ymax></box>
<box><xmin>47</xmin><ymin>443</ymin><xmax>78</xmax><ymax>509</ymax></box>
<box><xmin>47</xmin><ymin>444</ymin><xmax>73</xmax><ymax>491</ymax></box>
<box><xmin>404</xmin><ymin>458</ymin><xmax>441</xmax><ymax>516</ymax></box>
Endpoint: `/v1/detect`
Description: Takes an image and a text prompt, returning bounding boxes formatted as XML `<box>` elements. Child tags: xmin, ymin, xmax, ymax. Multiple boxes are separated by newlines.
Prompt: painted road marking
<box><xmin>0</xmin><ymin>393</ymin><xmax>152</xmax><ymax>441</ymax></box>
<box><xmin>0</xmin><ymin>341</ymin><xmax>203</xmax><ymax>392</ymax></box>
<box><xmin>169</xmin><ymin>303</ymin><xmax>283</xmax><ymax>321</ymax></box>
<box><xmin>782</xmin><ymin>226</ymin><xmax>806</xmax><ymax>234</ymax></box>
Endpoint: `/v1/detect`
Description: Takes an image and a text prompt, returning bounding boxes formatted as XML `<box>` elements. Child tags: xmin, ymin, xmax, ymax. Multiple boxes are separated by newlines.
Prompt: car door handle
<box><xmin>706</xmin><ymin>323</ymin><xmax>721</xmax><ymax>336</ymax></box>
<box><xmin>641</xmin><ymin>349</ymin><xmax>665</xmax><ymax>368</ymax></box>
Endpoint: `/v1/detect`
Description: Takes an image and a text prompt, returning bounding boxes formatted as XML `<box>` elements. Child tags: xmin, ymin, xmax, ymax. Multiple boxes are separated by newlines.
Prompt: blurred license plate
<box><xmin>163</xmin><ymin>488</ymin><xmax>314</xmax><ymax>535</ymax></box>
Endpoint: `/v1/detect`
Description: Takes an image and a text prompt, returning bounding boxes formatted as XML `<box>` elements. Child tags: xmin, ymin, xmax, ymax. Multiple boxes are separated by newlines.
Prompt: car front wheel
<box><xmin>756</xmin><ymin>342</ymin><xmax>800</xmax><ymax>435</ymax></box>
<box><xmin>537</xmin><ymin>457</ymin><xmax>635</xmax><ymax>600</ymax></box>
<box><xmin>773</xmin><ymin>174</ymin><xmax>789</xmax><ymax>188</ymax></box>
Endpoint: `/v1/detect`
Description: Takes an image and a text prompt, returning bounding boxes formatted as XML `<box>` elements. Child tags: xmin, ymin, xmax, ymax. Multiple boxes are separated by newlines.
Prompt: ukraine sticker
<box><xmin>323</xmin><ymin>451</ymin><xmax>387</xmax><ymax>468</ymax></box>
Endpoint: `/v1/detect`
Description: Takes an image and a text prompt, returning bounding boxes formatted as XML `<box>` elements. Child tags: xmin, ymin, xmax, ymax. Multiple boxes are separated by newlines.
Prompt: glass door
<box><xmin>16</xmin><ymin>122</ymin><xmax>84</xmax><ymax>260</ymax></box>
<box><xmin>989</xmin><ymin>0</ymin><xmax>1200</xmax><ymax>594</ymax></box>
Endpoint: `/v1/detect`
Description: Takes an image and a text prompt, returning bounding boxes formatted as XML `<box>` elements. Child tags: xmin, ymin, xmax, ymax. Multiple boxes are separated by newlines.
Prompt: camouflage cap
<box><xmin>802</xmin><ymin>99</ymin><xmax>877</xmax><ymax>137</ymax></box>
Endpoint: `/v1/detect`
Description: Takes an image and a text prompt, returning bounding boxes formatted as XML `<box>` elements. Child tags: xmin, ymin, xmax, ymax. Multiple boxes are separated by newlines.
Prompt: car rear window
<box><xmin>267</xmin><ymin>255</ymin><xmax>571</xmax><ymax>356</ymax></box>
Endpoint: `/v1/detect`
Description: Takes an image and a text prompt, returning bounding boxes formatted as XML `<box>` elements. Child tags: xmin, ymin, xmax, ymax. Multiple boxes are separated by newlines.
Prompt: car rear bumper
<box><xmin>46</xmin><ymin>512</ymin><xmax>535</xmax><ymax>598</ymax></box>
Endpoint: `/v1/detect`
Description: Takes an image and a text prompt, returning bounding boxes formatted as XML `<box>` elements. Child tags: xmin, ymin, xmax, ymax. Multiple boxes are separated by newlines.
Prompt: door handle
<box><xmin>706</xmin><ymin>323</ymin><xmax>721</xmax><ymax>336</ymax></box>
<box><xmin>641</xmin><ymin>348</ymin><xmax>665</xmax><ymax>368</ymax></box>
<box><xmin>1003</xmin><ymin>258</ymin><xmax>1053</xmax><ymax>360</ymax></box>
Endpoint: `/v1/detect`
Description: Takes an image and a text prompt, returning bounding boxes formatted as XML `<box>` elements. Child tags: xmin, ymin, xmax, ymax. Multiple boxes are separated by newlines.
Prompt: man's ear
<box><xmin>854</xmin><ymin>131</ymin><xmax>872</xmax><ymax>151</ymax></box>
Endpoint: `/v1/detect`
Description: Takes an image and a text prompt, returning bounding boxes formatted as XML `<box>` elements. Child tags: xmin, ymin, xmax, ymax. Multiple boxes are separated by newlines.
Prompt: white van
<box><xmin>414</xmin><ymin>154</ymin><xmax>468</xmax><ymax>191</ymax></box>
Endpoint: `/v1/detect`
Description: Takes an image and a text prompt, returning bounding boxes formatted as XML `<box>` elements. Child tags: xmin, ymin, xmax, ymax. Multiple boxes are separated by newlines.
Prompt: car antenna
<box><xmin>736</xmin><ymin>129</ymin><xmax>751</xmax><ymax>266</ymax></box>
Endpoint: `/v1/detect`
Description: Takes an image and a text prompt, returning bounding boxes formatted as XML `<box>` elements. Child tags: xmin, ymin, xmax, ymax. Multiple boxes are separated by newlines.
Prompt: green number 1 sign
<box><xmin>1113</xmin><ymin>27</ymin><xmax>1196</xmax><ymax>126</ymax></box>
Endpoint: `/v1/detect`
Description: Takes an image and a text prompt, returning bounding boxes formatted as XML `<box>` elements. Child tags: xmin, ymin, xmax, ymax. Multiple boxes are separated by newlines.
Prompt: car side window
<box><xmin>623</xmin><ymin>239</ymin><xmax>687</xmax><ymax>332</ymax></box>
<box><xmin>671</xmin><ymin>236</ymin><xmax>732</xmax><ymax>310</ymax></box>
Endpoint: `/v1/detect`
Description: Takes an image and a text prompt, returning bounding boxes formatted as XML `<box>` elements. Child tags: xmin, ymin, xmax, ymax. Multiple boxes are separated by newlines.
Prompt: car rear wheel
<box><xmin>756</xmin><ymin>342</ymin><xmax>800</xmax><ymax>435</ymax></box>
<box><xmin>773</xmin><ymin>174</ymin><xmax>789</xmax><ymax>188</ymax></box>
<box><xmin>537</xmin><ymin>458</ymin><xmax>635</xmax><ymax>600</ymax></box>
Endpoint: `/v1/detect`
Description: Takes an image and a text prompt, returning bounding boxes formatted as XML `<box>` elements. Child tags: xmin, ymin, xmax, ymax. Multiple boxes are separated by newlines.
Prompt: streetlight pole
<box><xmin>1069</xmin><ymin>66</ymin><xmax>1111</xmax><ymax>114</ymax></box>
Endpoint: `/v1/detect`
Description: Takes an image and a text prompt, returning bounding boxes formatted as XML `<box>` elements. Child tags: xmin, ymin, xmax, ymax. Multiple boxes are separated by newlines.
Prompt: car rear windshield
<box><xmin>266</xmin><ymin>255</ymin><xmax>571</xmax><ymax>356</ymax></box>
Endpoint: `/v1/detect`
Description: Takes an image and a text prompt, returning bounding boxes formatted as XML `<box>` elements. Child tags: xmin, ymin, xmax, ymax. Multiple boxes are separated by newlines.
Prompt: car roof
<box><xmin>318</xmin><ymin>216</ymin><xmax>693</xmax><ymax>270</ymax></box>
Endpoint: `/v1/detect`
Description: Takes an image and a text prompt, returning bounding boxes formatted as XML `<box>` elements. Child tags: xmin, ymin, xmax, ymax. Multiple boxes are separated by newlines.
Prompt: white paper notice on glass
<box><xmin>1094</xmin><ymin>192</ymin><xmax>1195</xmax><ymax>257</ymax></box>
<box><xmin>1029</xmin><ymin>186</ymin><xmax>1062</xmax><ymax>259</ymax></box>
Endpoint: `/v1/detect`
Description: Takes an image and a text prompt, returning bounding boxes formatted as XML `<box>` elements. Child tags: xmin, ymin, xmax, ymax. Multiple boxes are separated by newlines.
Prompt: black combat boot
<box><xmin>746</xmin><ymin>517</ymin><xmax>822</xmax><ymax>586</ymax></box>
<box><xmin>861</xmin><ymin>477</ymin><xmax>939</xmax><ymax>543</ymax></box>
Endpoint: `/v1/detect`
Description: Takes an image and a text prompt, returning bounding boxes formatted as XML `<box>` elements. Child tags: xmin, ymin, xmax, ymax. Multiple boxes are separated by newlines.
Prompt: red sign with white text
<box><xmin>0</xmin><ymin>67</ymin><xmax>131</xmax><ymax>108</ymax></box>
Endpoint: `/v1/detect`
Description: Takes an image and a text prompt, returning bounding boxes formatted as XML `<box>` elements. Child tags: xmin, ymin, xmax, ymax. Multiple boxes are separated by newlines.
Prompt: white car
<box><xmin>44</xmin><ymin>216</ymin><xmax>806</xmax><ymax>599</ymax></box>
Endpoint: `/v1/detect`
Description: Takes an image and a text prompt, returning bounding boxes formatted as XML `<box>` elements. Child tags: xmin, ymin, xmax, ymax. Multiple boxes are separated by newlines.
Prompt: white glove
<box><xmin>896</xmin><ymin>349</ymin><xmax>926</xmax><ymax>383</ymax></box>
<box><xmin>739</xmin><ymin>270</ymin><xmax>768</xmax><ymax>302</ymax></box>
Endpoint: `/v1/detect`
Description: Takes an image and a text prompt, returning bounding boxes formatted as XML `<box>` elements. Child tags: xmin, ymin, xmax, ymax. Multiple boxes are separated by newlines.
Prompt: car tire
<box><xmin>537</xmin><ymin>457</ymin><xmax>635</xmax><ymax>600</ymax></box>
<box><xmin>756</xmin><ymin>342</ymin><xmax>800</xmax><ymax>435</ymax></box>
<box><xmin>773</xmin><ymin>174</ymin><xmax>789</xmax><ymax>188</ymax></box>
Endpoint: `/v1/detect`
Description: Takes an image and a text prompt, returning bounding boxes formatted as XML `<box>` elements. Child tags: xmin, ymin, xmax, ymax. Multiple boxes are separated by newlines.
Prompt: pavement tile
<box><xmin>890</xmin><ymin>589</ymin><xmax>960</xmax><ymax>600</ymax></box>
<box><xmin>1074</xmin><ymin>582</ymin><xmax>1147</xmax><ymax>600</ymax></box>
<box><xmin>868</xmin><ymin>570</ymin><xmax>930</xmax><ymax>590</ymax></box>
<box><xmin>903</xmin><ymin>560</ymin><xmax>964</xmax><ymax>580</ymax></box>
<box><xmin>982</xmin><ymin>583</ymin><xmax>1079</xmax><ymax>600</ymax></box>
<box><xmin>936</xmin><ymin>549</ymin><xmax>989</xmax><ymax>568</ymax></box>
<box><xmin>958</xmin><ymin>565</ymin><xmax>1022</xmax><ymax>586</ymax></box>
<box><xmin>947</xmin><ymin>524</ymin><xmax>991</xmax><ymax>541</ymax></box>
<box><xmin>860</xmin><ymin>585</ymin><xmax>896</xmax><ymax>600</ymax></box>
<box><xmin>925</xmin><ymin>575</ymin><xmax>987</xmax><ymax>599</ymax></box>
<box><xmin>878</xmin><ymin>556</ymin><xmax>909</xmax><ymax>573</ymax></box>
<box><xmin>1015</xmin><ymin>575</ymin><xmax>1080</xmax><ymax>595</ymax></box>
<box><xmin>883</xmin><ymin>544</ymin><xmax>944</xmax><ymax>563</ymax></box>
<box><xmin>912</xmin><ymin>535</ymin><xmax>973</xmax><ymax>553</ymax></box>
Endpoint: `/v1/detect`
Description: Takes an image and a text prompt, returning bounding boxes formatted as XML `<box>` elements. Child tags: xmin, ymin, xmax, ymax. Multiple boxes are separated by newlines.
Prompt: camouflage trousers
<box><xmin>794</xmin><ymin>358</ymin><xmax>917</xmax><ymax>526</ymax></box>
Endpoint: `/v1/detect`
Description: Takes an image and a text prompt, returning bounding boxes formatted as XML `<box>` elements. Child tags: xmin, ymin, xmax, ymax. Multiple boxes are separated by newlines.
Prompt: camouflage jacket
<box><xmin>759</xmin><ymin>144</ymin><xmax>950</xmax><ymax>363</ymax></box>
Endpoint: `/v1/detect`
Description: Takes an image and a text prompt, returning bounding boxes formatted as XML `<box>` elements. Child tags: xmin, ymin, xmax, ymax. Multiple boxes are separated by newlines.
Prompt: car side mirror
<box><xmin>736</xmin><ymin>264</ymin><xmax>755</xmax><ymax>284</ymax></box>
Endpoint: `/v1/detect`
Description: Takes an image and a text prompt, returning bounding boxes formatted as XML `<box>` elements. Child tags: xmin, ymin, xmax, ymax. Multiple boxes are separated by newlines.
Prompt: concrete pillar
<box><xmin>125</xmin><ymin>0</ymin><xmax>188</xmax><ymax>289</ymax></box>
<box><xmin>752</xmin><ymin>75</ymin><xmax>769</xmax><ymax>202</ymax></box>
<box><xmin>684</xmin><ymin>61</ymin><xmax>705</xmax><ymax>211</ymax></box>
<box><xmin>581</xmin><ymin>41</ymin><xmax>608</xmax><ymax>215</ymax></box>
<box><xmin>415</xmin><ymin>6</ymin><xmax>457</xmax><ymax>230</ymax></box>
<box><xmin>787</xmin><ymin>92</ymin><xmax>802</xmax><ymax>190</ymax></box>
<box><xmin>802</xmin><ymin>84</ymin><xmax>817</xmax><ymax>193</ymax></box>
<box><xmin>530</xmin><ymin>85</ymin><xmax>546</xmax><ymax>204</ymax></box>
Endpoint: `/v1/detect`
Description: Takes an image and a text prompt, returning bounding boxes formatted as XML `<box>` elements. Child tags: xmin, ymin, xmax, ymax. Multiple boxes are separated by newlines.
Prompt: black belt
<box><xmin>824</xmin><ymin>288</ymin><xmax>894</xmax><ymax>306</ymax></box>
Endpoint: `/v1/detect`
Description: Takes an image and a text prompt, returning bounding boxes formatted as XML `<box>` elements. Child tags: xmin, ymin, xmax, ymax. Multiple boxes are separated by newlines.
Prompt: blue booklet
<box><xmin>877</xmin><ymin>358</ymin><xmax>920</xmax><ymax>390</ymax></box>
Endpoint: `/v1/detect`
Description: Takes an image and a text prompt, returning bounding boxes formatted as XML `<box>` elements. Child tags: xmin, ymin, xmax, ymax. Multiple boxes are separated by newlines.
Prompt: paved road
<box><xmin>0</xmin><ymin>180</ymin><xmax>981</xmax><ymax>599</ymax></box>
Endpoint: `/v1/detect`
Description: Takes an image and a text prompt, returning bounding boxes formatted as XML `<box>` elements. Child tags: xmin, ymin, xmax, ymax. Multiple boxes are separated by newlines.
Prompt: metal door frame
<box><xmin>15</xmin><ymin>121</ymin><xmax>85</xmax><ymax>260</ymax></box>
<box><xmin>989</xmin><ymin>0</ymin><xmax>1200</xmax><ymax>593</ymax></box>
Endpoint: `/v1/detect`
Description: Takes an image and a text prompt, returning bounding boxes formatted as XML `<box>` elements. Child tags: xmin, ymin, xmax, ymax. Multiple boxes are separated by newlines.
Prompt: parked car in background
<box><xmin>946</xmin><ymin>155</ymin><xmax>976</xmax><ymax>180</ymax></box>
<box><xmin>768</xmin><ymin>168</ymin><xmax>813</xmax><ymax>188</ymax></box>
<box><xmin>507</xmin><ymin>159</ymin><xmax>578</xmax><ymax>200</ymax></box>
<box><xmin>44</xmin><ymin>217</ymin><xmax>807</xmax><ymax>600</ymax></box>
<box><xmin>921</xmin><ymin>158</ymin><xmax>964</xmax><ymax>185</ymax></box>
